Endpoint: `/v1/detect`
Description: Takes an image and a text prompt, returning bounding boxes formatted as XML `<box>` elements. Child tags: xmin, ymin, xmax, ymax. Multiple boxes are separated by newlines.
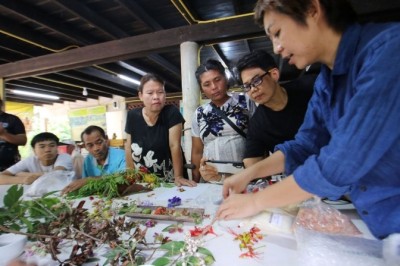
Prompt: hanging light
<box><xmin>82</xmin><ymin>87</ymin><xmax>88</xmax><ymax>96</ymax></box>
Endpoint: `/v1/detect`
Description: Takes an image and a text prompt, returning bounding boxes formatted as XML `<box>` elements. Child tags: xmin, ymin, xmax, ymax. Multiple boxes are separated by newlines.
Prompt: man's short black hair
<box><xmin>80</xmin><ymin>125</ymin><xmax>107</xmax><ymax>142</ymax></box>
<box><xmin>235</xmin><ymin>50</ymin><xmax>278</xmax><ymax>83</ymax></box>
<box><xmin>31</xmin><ymin>132</ymin><xmax>60</xmax><ymax>148</ymax></box>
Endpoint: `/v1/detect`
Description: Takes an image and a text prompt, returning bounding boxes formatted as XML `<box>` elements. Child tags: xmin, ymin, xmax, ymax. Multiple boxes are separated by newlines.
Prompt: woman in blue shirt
<box><xmin>217</xmin><ymin>0</ymin><xmax>400</xmax><ymax>239</ymax></box>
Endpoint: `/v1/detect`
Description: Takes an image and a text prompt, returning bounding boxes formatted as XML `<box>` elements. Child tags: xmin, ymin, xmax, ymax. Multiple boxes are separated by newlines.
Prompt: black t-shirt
<box><xmin>0</xmin><ymin>112</ymin><xmax>26</xmax><ymax>170</ymax></box>
<box><xmin>125</xmin><ymin>105</ymin><xmax>185</xmax><ymax>181</ymax></box>
<box><xmin>244</xmin><ymin>75</ymin><xmax>316</xmax><ymax>159</ymax></box>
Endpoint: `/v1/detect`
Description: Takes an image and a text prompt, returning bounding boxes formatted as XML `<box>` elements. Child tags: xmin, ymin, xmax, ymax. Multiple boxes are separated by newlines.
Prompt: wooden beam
<box><xmin>0</xmin><ymin>16</ymin><xmax>263</xmax><ymax>80</ymax></box>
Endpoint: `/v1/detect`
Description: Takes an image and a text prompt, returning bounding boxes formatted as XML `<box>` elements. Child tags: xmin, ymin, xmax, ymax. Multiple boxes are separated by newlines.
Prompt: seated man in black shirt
<box><xmin>236</xmin><ymin>50</ymin><xmax>315</xmax><ymax>168</ymax></box>
<box><xmin>0</xmin><ymin>97</ymin><xmax>27</xmax><ymax>171</ymax></box>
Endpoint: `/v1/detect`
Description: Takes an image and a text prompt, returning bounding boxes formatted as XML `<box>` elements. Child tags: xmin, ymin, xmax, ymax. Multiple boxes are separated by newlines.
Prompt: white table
<box><xmin>0</xmin><ymin>184</ymin><xmax>380</xmax><ymax>266</ymax></box>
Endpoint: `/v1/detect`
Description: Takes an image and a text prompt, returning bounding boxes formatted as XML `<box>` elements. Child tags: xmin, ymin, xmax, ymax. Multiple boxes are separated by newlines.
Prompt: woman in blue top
<box><xmin>217</xmin><ymin>0</ymin><xmax>400</xmax><ymax>239</ymax></box>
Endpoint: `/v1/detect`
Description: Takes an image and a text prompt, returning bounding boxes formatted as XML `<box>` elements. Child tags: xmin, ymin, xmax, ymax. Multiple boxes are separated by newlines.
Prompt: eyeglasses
<box><xmin>240</xmin><ymin>70</ymin><xmax>272</xmax><ymax>92</ymax></box>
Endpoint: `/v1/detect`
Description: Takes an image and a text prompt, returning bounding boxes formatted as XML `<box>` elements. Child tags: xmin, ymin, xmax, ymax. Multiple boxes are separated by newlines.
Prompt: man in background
<box><xmin>0</xmin><ymin>97</ymin><xmax>27</xmax><ymax>171</ymax></box>
<box><xmin>62</xmin><ymin>125</ymin><xmax>125</xmax><ymax>194</ymax></box>
<box><xmin>61</xmin><ymin>139</ymin><xmax>84</xmax><ymax>179</ymax></box>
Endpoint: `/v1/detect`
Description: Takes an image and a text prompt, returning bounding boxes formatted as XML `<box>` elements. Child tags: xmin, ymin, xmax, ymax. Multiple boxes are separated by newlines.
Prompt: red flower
<box><xmin>189</xmin><ymin>226</ymin><xmax>217</xmax><ymax>237</ymax></box>
<box><xmin>139</xmin><ymin>166</ymin><xmax>149</xmax><ymax>173</ymax></box>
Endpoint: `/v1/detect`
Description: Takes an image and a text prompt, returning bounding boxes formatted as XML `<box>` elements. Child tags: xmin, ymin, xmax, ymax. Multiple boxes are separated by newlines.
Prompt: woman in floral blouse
<box><xmin>191</xmin><ymin>59</ymin><xmax>254</xmax><ymax>182</ymax></box>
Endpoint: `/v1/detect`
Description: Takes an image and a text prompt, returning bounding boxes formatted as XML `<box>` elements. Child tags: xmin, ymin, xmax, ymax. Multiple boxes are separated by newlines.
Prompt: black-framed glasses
<box><xmin>240</xmin><ymin>70</ymin><xmax>272</xmax><ymax>92</ymax></box>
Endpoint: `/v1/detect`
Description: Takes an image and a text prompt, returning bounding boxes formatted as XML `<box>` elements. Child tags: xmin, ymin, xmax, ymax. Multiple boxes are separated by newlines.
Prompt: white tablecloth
<box><xmin>0</xmin><ymin>183</ymin><xmax>380</xmax><ymax>266</ymax></box>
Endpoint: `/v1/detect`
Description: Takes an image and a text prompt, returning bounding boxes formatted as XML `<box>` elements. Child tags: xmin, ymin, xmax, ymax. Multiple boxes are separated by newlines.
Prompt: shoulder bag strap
<box><xmin>210</xmin><ymin>103</ymin><xmax>246</xmax><ymax>138</ymax></box>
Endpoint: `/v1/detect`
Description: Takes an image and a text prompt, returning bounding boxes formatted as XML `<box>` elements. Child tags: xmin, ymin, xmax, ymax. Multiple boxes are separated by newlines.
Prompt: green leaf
<box><xmin>28</xmin><ymin>206</ymin><xmax>53</xmax><ymax>218</ymax></box>
<box><xmin>152</xmin><ymin>257</ymin><xmax>170</xmax><ymax>266</ymax></box>
<box><xmin>19</xmin><ymin>217</ymin><xmax>33</xmax><ymax>232</ymax></box>
<box><xmin>9</xmin><ymin>223</ymin><xmax>21</xmax><ymax>231</ymax></box>
<box><xmin>161</xmin><ymin>183</ymin><xmax>174</xmax><ymax>188</ymax></box>
<box><xmin>102</xmin><ymin>247</ymin><xmax>127</xmax><ymax>261</ymax></box>
<box><xmin>160</xmin><ymin>240</ymin><xmax>184</xmax><ymax>250</ymax></box>
<box><xmin>187</xmin><ymin>256</ymin><xmax>201</xmax><ymax>264</ymax></box>
<box><xmin>204</xmin><ymin>255</ymin><xmax>216</xmax><ymax>265</ymax></box>
<box><xmin>162</xmin><ymin>224</ymin><xmax>176</xmax><ymax>232</ymax></box>
<box><xmin>42</xmin><ymin>190</ymin><xmax>59</xmax><ymax>198</ymax></box>
<box><xmin>160</xmin><ymin>241</ymin><xmax>184</xmax><ymax>256</ymax></box>
<box><xmin>197</xmin><ymin>247</ymin><xmax>215</xmax><ymax>261</ymax></box>
<box><xmin>3</xmin><ymin>185</ymin><xmax>23</xmax><ymax>208</ymax></box>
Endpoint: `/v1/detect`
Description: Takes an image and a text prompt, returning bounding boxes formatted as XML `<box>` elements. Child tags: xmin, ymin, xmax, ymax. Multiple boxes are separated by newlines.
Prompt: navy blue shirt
<box><xmin>276</xmin><ymin>23</ymin><xmax>400</xmax><ymax>239</ymax></box>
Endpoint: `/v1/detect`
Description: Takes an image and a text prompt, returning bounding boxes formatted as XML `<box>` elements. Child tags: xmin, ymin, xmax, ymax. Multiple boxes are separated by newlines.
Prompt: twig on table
<box><xmin>70</xmin><ymin>227</ymin><xmax>104</xmax><ymax>243</ymax></box>
<box><xmin>0</xmin><ymin>224</ymin><xmax>56</xmax><ymax>239</ymax></box>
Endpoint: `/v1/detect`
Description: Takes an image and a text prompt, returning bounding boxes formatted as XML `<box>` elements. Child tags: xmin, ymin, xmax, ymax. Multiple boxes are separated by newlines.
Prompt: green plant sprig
<box><xmin>68</xmin><ymin>168</ymin><xmax>167</xmax><ymax>199</ymax></box>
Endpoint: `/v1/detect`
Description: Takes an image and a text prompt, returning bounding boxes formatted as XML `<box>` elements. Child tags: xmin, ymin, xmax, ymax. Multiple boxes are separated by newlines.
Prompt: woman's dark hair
<box><xmin>81</xmin><ymin>125</ymin><xmax>107</xmax><ymax>142</ymax></box>
<box><xmin>138</xmin><ymin>73</ymin><xmax>165</xmax><ymax>93</ymax></box>
<box><xmin>195</xmin><ymin>59</ymin><xmax>227</xmax><ymax>85</ymax></box>
<box><xmin>235</xmin><ymin>50</ymin><xmax>278</xmax><ymax>83</ymax></box>
<box><xmin>31</xmin><ymin>132</ymin><xmax>59</xmax><ymax>148</ymax></box>
<box><xmin>254</xmin><ymin>0</ymin><xmax>357</xmax><ymax>33</ymax></box>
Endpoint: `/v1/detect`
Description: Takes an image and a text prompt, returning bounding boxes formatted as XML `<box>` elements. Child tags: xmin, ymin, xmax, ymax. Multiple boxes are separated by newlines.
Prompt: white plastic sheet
<box><xmin>24</xmin><ymin>170</ymin><xmax>75</xmax><ymax>197</ymax></box>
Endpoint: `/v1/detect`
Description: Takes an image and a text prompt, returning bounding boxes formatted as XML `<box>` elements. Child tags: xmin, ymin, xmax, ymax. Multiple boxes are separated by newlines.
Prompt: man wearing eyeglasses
<box><xmin>236</xmin><ymin>50</ymin><xmax>315</xmax><ymax>168</ymax></box>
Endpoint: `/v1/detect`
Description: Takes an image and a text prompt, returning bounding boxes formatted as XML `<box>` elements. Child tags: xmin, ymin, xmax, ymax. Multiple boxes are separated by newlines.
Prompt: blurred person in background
<box><xmin>61</xmin><ymin>139</ymin><xmax>84</xmax><ymax>179</ymax></box>
<box><xmin>0</xmin><ymin>97</ymin><xmax>27</xmax><ymax>171</ymax></box>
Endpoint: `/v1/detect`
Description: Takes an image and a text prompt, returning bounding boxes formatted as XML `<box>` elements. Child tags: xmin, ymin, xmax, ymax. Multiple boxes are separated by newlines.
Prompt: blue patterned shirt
<box><xmin>191</xmin><ymin>94</ymin><xmax>252</xmax><ymax>161</ymax></box>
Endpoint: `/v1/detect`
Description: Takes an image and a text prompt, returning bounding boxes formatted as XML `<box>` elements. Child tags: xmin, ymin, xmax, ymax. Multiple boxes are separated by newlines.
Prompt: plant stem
<box><xmin>0</xmin><ymin>224</ymin><xmax>56</xmax><ymax>239</ymax></box>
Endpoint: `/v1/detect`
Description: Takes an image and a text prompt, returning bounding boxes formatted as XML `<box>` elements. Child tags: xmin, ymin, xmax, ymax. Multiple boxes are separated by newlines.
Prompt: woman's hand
<box><xmin>174</xmin><ymin>176</ymin><xmax>197</xmax><ymax>187</ymax></box>
<box><xmin>199</xmin><ymin>158</ymin><xmax>221</xmax><ymax>182</ymax></box>
<box><xmin>216</xmin><ymin>193</ymin><xmax>262</xmax><ymax>220</ymax></box>
<box><xmin>221</xmin><ymin>171</ymin><xmax>251</xmax><ymax>199</ymax></box>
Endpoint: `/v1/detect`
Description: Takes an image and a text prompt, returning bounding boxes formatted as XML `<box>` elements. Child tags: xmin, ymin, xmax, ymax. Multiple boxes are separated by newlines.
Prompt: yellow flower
<box><xmin>143</xmin><ymin>174</ymin><xmax>156</xmax><ymax>184</ymax></box>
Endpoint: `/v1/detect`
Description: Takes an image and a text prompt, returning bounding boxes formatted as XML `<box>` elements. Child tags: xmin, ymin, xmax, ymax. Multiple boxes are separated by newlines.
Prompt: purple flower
<box><xmin>145</xmin><ymin>219</ymin><xmax>157</xmax><ymax>228</ymax></box>
<box><xmin>168</xmin><ymin>196</ymin><xmax>182</xmax><ymax>208</ymax></box>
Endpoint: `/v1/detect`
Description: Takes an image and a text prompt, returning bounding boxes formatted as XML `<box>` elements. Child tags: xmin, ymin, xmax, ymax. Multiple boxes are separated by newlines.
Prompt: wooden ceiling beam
<box><xmin>0</xmin><ymin>16</ymin><xmax>263</xmax><ymax>80</ymax></box>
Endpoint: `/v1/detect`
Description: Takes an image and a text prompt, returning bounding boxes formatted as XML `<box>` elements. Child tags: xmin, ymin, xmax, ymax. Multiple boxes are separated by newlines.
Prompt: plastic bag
<box><xmin>243</xmin><ymin>207</ymin><xmax>298</xmax><ymax>236</ymax></box>
<box><xmin>24</xmin><ymin>170</ymin><xmax>75</xmax><ymax>197</ymax></box>
<box><xmin>295</xmin><ymin>227</ymin><xmax>385</xmax><ymax>266</ymax></box>
<box><xmin>293</xmin><ymin>197</ymin><xmax>361</xmax><ymax>236</ymax></box>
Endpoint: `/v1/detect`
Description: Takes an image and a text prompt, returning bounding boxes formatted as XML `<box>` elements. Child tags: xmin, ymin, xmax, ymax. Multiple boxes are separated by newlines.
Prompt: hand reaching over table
<box><xmin>199</xmin><ymin>158</ymin><xmax>221</xmax><ymax>182</ymax></box>
<box><xmin>221</xmin><ymin>171</ymin><xmax>251</xmax><ymax>199</ymax></box>
<box><xmin>61</xmin><ymin>178</ymin><xmax>90</xmax><ymax>194</ymax></box>
<box><xmin>216</xmin><ymin>193</ymin><xmax>263</xmax><ymax>220</ymax></box>
<box><xmin>174</xmin><ymin>176</ymin><xmax>197</xmax><ymax>187</ymax></box>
